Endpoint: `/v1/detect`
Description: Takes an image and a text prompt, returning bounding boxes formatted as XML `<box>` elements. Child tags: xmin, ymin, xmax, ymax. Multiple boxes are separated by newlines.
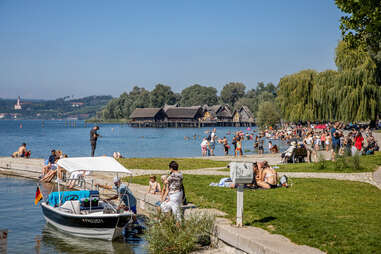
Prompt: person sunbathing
<box><xmin>12</xmin><ymin>143</ymin><xmax>30</xmax><ymax>158</ymax></box>
<box><xmin>256</xmin><ymin>161</ymin><xmax>277</xmax><ymax>189</ymax></box>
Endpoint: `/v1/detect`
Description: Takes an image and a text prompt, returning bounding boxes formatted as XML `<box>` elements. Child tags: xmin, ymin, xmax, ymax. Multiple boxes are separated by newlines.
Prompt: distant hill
<box><xmin>0</xmin><ymin>95</ymin><xmax>112</xmax><ymax>120</ymax></box>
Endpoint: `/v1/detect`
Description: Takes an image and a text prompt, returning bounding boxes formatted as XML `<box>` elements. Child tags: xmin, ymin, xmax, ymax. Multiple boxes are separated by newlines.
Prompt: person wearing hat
<box><xmin>281</xmin><ymin>141</ymin><xmax>296</xmax><ymax>163</ymax></box>
<box><xmin>97</xmin><ymin>177</ymin><xmax>137</xmax><ymax>213</ymax></box>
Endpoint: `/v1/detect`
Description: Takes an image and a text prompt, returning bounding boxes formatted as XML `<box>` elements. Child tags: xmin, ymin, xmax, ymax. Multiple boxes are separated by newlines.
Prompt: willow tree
<box><xmin>277</xmin><ymin>69</ymin><xmax>317</xmax><ymax>122</ymax></box>
<box><xmin>335</xmin><ymin>41</ymin><xmax>380</xmax><ymax>122</ymax></box>
<box><xmin>313</xmin><ymin>70</ymin><xmax>338</xmax><ymax>121</ymax></box>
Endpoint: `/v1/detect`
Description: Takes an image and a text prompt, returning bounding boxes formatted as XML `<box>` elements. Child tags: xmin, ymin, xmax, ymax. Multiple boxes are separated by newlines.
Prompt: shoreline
<box><xmin>0</xmin><ymin>157</ymin><xmax>324</xmax><ymax>254</ymax></box>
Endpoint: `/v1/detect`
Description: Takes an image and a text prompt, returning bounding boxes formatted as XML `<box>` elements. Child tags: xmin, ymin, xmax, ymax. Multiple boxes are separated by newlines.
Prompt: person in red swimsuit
<box><xmin>354</xmin><ymin>131</ymin><xmax>364</xmax><ymax>152</ymax></box>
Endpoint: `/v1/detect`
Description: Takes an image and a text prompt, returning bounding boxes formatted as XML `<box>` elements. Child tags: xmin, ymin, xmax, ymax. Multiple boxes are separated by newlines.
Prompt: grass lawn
<box><xmin>374</xmin><ymin>129</ymin><xmax>381</xmax><ymax>133</ymax></box>
<box><xmin>129</xmin><ymin>175</ymin><xmax>381</xmax><ymax>253</ymax></box>
<box><xmin>276</xmin><ymin>152</ymin><xmax>381</xmax><ymax>173</ymax></box>
<box><xmin>216</xmin><ymin>152</ymin><xmax>381</xmax><ymax>173</ymax></box>
<box><xmin>118</xmin><ymin>158</ymin><xmax>228</xmax><ymax>170</ymax></box>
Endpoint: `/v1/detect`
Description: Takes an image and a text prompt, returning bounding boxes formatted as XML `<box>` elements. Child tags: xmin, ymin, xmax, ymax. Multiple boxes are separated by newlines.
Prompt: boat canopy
<box><xmin>57</xmin><ymin>156</ymin><xmax>132</xmax><ymax>174</ymax></box>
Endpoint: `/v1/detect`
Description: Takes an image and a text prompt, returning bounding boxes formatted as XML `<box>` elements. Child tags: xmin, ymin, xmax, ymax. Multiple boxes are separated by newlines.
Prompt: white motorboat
<box><xmin>40</xmin><ymin>156</ymin><xmax>136</xmax><ymax>241</ymax></box>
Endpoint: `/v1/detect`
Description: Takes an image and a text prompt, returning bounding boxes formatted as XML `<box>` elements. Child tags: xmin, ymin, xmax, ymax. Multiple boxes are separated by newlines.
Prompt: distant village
<box><xmin>129</xmin><ymin>104</ymin><xmax>255</xmax><ymax>128</ymax></box>
<box><xmin>0</xmin><ymin>95</ymin><xmax>112</xmax><ymax>120</ymax></box>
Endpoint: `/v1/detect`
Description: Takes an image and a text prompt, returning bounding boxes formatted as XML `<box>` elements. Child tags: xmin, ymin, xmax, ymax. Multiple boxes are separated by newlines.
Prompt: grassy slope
<box><xmin>118</xmin><ymin>158</ymin><xmax>228</xmax><ymax>170</ymax></box>
<box><xmin>129</xmin><ymin>175</ymin><xmax>381</xmax><ymax>253</ymax></box>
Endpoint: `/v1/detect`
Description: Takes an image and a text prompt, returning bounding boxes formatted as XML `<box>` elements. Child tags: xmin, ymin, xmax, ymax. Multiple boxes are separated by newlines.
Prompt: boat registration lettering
<box><xmin>82</xmin><ymin>218</ymin><xmax>104</xmax><ymax>224</ymax></box>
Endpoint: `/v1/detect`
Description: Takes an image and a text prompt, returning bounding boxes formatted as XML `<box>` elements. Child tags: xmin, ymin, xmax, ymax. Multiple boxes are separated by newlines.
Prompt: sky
<box><xmin>0</xmin><ymin>0</ymin><xmax>343</xmax><ymax>99</ymax></box>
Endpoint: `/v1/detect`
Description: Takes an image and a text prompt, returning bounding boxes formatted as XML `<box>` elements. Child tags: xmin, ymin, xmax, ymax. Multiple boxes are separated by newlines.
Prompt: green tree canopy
<box><xmin>179</xmin><ymin>84</ymin><xmax>218</xmax><ymax>106</ymax></box>
<box><xmin>277</xmin><ymin>69</ymin><xmax>317</xmax><ymax>122</ymax></box>
<box><xmin>220</xmin><ymin>82</ymin><xmax>246</xmax><ymax>106</ymax></box>
<box><xmin>335</xmin><ymin>0</ymin><xmax>381</xmax><ymax>63</ymax></box>
<box><xmin>256</xmin><ymin>101</ymin><xmax>281</xmax><ymax>128</ymax></box>
<box><xmin>149</xmin><ymin>84</ymin><xmax>177</xmax><ymax>108</ymax></box>
<box><xmin>334</xmin><ymin>40</ymin><xmax>380</xmax><ymax>122</ymax></box>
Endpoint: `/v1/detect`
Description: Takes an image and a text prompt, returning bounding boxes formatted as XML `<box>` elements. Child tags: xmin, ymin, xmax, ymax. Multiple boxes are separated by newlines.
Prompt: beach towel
<box><xmin>48</xmin><ymin>190</ymin><xmax>99</xmax><ymax>207</ymax></box>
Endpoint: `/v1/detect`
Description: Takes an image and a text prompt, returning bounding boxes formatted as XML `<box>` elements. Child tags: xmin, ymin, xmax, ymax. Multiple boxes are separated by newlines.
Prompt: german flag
<box><xmin>34</xmin><ymin>186</ymin><xmax>43</xmax><ymax>205</ymax></box>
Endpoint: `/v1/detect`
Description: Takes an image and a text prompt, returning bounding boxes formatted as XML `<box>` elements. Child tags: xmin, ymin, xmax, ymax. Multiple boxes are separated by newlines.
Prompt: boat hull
<box><xmin>41</xmin><ymin>203</ymin><xmax>133</xmax><ymax>241</ymax></box>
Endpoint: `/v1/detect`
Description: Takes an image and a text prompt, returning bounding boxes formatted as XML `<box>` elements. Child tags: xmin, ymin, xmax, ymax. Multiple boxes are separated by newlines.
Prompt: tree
<box><xmin>179</xmin><ymin>84</ymin><xmax>218</xmax><ymax>106</ymax></box>
<box><xmin>220</xmin><ymin>82</ymin><xmax>246</xmax><ymax>106</ymax></box>
<box><xmin>313</xmin><ymin>70</ymin><xmax>338</xmax><ymax>121</ymax></box>
<box><xmin>149</xmin><ymin>84</ymin><xmax>177</xmax><ymax>108</ymax></box>
<box><xmin>277</xmin><ymin>70</ymin><xmax>317</xmax><ymax>122</ymax></box>
<box><xmin>234</xmin><ymin>97</ymin><xmax>257</xmax><ymax>116</ymax></box>
<box><xmin>256</xmin><ymin>101</ymin><xmax>281</xmax><ymax>128</ymax></box>
<box><xmin>336</xmin><ymin>0</ymin><xmax>381</xmax><ymax>86</ymax></box>
<box><xmin>334</xmin><ymin>40</ymin><xmax>380</xmax><ymax>122</ymax></box>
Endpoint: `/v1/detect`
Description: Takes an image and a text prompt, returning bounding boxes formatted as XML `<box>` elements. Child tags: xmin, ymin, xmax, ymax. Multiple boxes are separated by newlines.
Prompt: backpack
<box><xmin>279</xmin><ymin>175</ymin><xmax>288</xmax><ymax>187</ymax></box>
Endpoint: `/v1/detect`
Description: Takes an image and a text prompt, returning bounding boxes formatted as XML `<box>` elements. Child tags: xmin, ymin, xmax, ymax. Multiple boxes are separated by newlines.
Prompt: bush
<box><xmin>352</xmin><ymin>153</ymin><xmax>361</xmax><ymax>170</ymax></box>
<box><xmin>144</xmin><ymin>211</ymin><xmax>215</xmax><ymax>254</ymax></box>
<box><xmin>315</xmin><ymin>154</ymin><xmax>328</xmax><ymax>170</ymax></box>
<box><xmin>334</xmin><ymin>155</ymin><xmax>349</xmax><ymax>170</ymax></box>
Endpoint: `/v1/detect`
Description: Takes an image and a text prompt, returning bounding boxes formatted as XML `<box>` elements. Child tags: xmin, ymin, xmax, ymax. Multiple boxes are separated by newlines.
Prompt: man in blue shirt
<box><xmin>103</xmin><ymin>177</ymin><xmax>137</xmax><ymax>213</ymax></box>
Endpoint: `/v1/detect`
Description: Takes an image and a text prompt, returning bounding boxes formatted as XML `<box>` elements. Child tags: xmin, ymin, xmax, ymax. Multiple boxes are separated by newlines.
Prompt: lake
<box><xmin>0</xmin><ymin>176</ymin><xmax>146</xmax><ymax>254</ymax></box>
<box><xmin>0</xmin><ymin>120</ymin><xmax>287</xmax><ymax>159</ymax></box>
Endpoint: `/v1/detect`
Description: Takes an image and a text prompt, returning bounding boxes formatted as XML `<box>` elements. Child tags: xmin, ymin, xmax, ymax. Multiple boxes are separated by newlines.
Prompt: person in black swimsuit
<box><xmin>90</xmin><ymin>126</ymin><xmax>100</xmax><ymax>157</ymax></box>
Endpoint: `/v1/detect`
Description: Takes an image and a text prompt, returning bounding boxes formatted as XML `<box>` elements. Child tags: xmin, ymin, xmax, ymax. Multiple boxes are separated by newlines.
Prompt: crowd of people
<box><xmin>199</xmin><ymin>123</ymin><xmax>379</xmax><ymax>162</ymax></box>
<box><xmin>277</xmin><ymin>122</ymin><xmax>380</xmax><ymax>163</ymax></box>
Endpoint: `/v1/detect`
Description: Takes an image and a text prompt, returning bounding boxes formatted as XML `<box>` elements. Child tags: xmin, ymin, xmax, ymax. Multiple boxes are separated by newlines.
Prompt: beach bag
<box><xmin>279</xmin><ymin>175</ymin><xmax>288</xmax><ymax>187</ymax></box>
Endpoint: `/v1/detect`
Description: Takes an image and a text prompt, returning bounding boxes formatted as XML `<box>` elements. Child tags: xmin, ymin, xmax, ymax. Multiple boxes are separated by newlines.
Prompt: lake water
<box><xmin>0</xmin><ymin>176</ymin><xmax>147</xmax><ymax>254</ymax></box>
<box><xmin>0</xmin><ymin>120</ymin><xmax>287</xmax><ymax>159</ymax></box>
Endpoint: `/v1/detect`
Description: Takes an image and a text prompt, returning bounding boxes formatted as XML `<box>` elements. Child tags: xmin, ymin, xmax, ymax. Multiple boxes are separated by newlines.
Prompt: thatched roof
<box><xmin>208</xmin><ymin>105</ymin><xmax>222</xmax><ymax>114</ymax></box>
<box><xmin>241</xmin><ymin>105</ymin><xmax>254</xmax><ymax>119</ymax></box>
<box><xmin>130</xmin><ymin>108</ymin><xmax>162</xmax><ymax>118</ymax></box>
<box><xmin>166</xmin><ymin>106</ymin><xmax>202</xmax><ymax>119</ymax></box>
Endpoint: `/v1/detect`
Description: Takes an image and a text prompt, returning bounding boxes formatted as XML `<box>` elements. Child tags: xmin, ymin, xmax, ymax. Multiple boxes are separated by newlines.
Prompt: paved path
<box><xmin>372</xmin><ymin>167</ymin><xmax>381</xmax><ymax>189</ymax></box>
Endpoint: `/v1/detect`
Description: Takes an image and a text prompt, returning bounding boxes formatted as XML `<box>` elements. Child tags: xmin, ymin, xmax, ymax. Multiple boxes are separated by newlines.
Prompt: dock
<box><xmin>127</xmin><ymin>120</ymin><xmax>255</xmax><ymax>128</ymax></box>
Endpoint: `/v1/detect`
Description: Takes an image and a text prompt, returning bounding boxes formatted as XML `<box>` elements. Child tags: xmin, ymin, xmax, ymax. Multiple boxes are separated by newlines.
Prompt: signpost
<box><xmin>229</xmin><ymin>162</ymin><xmax>253</xmax><ymax>227</ymax></box>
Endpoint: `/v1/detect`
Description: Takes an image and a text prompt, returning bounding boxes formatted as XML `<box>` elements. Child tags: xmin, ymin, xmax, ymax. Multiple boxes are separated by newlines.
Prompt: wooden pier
<box><xmin>127</xmin><ymin>121</ymin><xmax>255</xmax><ymax>128</ymax></box>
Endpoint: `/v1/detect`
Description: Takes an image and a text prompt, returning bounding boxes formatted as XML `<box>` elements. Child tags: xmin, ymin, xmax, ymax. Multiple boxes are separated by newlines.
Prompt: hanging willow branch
<box><xmin>278</xmin><ymin>40</ymin><xmax>380</xmax><ymax>122</ymax></box>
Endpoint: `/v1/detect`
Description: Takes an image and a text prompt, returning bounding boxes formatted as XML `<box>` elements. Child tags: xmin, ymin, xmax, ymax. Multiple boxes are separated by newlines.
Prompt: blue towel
<box><xmin>47</xmin><ymin>190</ymin><xmax>98</xmax><ymax>207</ymax></box>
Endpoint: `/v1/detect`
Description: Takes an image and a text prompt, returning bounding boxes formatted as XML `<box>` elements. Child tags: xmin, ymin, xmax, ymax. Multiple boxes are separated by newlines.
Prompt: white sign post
<box><xmin>229</xmin><ymin>162</ymin><xmax>253</xmax><ymax>227</ymax></box>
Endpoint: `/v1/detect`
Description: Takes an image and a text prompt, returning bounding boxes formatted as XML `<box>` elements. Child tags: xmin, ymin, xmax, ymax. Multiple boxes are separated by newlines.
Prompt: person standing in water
<box><xmin>90</xmin><ymin>126</ymin><xmax>100</xmax><ymax>157</ymax></box>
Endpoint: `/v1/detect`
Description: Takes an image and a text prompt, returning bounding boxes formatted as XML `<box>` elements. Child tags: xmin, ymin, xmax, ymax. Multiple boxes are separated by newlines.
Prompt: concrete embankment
<box><xmin>0</xmin><ymin>157</ymin><xmax>325</xmax><ymax>254</ymax></box>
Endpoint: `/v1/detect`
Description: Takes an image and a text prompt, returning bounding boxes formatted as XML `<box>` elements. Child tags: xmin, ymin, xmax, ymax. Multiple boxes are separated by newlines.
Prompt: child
<box><xmin>200</xmin><ymin>138</ymin><xmax>208</xmax><ymax>157</ymax></box>
<box><xmin>235</xmin><ymin>138</ymin><xmax>242</xmax><ymax>157</ymax></box>
<box><xmin>147</xmin><ymin>175</ymin><xmax>161</xmax><ymax>195</ymax></box>
<box><xmin>258</xmin><ymin>140</ymin><xmax>264</xmax><ymax>154</ymax></box>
